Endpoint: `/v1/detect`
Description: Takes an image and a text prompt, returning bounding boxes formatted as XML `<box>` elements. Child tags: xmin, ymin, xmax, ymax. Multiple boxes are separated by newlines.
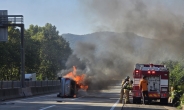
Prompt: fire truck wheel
<box><xmin>57</xmin><ymin>94</ymin><xmax>60</xmax><ymax>97</ymax></box>
<box><xmin>160</xmin><ymin>98</ymin><xmax>168</xmax><ymax>105</ymax></box>
<box><xmin>133</xmin><ymin>97</ymin><xmax>141</xmax><ymax>104</ymax></box>
<box><xmin>133</xmin><ymin>98</ymin><xmax>136</xmax><ymax>104</ymax></box>
<box><xmin>137</xmin><ymin>98</ymin><xmax>141</xmax><ymax>104</ymax></box>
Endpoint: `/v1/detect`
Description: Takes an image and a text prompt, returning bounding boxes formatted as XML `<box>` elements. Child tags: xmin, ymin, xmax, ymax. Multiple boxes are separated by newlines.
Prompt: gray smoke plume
<box><xmin>59</xmin><ymin>0</ymin><xmax>184</xmax><ymax>90</ymax></box>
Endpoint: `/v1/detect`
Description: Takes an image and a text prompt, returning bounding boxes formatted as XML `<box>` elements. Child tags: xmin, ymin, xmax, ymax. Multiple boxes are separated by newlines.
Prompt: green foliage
<box><xmin>36</xmin><ymin>73</ymin><xmax>43</xmax><ymax>81</ymax></box>
<box><xmin>162</xmin><ymin>60</ymin><xmax>184</xmax><ymax>108</ymax></box>
<box><xmin>181</xmin><ymin>94</ymin><xmax>184</xmax><ymax>104</ymax></box>
<box><xmin>180</xmin><ymin>86</ymin><xmax>184</xmax><ymax>106</ymax></box>
<box><xmin>0</xmin><ymin>23</ymin><xmax>72</xmax><ymax>80</ymax></box>
<box><xmin>177</xmin><ymin>105</ymin><xmax>182</xmax><ymax>109</ymax></box>
<box><xmin>161</xmin><ymin>60</ymin><xmax>184</xmax><ymax>87</ymax></box>
<box><xmin>0</xmin><ymin>27</ymin><xmax>21</xmax><ymax>80</ymax></box>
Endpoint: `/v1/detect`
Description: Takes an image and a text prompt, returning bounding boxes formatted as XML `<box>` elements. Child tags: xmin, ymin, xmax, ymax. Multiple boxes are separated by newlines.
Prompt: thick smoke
<box><xmin>59</xmin><ymin>0</ymin><xmax>184</xmax><ymax>90</ymax></box>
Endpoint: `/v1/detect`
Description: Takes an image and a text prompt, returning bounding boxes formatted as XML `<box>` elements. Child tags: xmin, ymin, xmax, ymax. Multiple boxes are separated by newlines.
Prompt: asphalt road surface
<box><xmin>0</xmin><ymin>87</ymin><xmax>179</xmax><ymax>110</ymax></box>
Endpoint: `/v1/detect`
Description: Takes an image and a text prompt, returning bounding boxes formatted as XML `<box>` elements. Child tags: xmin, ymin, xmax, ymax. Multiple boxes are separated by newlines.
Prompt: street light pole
<box><xmin>20</xmin><ymin>24</ymin><xmax>25</xmax><ymax>88</ymax></box>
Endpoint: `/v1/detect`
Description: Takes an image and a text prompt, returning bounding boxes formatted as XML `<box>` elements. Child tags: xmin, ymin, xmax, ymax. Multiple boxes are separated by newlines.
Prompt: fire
<box><xmin>63</xmin><ymin>66</ymin><xmax>88</xmax><ymax>90</ymax></box>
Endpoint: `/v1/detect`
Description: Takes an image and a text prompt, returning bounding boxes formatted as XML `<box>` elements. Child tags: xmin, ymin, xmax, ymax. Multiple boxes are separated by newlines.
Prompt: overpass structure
<box><xmin>0</xmin><ymin>10</ymin><xmax>25</xmax><ymax>88</ymax></box>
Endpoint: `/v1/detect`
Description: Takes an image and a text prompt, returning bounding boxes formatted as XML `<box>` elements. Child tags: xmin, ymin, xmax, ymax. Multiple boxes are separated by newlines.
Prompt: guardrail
<box><xmin>0</xmin><ymin>80</ymin><xmax>61</xmax><ymax>101</ymax></box>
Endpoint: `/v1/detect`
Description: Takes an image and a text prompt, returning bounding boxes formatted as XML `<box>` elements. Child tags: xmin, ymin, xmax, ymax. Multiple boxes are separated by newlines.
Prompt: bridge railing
<box><xmin>0</xmin><ymin>80</ymin><xmax>61</xmax><ymax>100</ymax></box>
<box><xmin>0</xmin><ymin>80</ymin><xmax>60</xmax><ymax>89</ymax></box>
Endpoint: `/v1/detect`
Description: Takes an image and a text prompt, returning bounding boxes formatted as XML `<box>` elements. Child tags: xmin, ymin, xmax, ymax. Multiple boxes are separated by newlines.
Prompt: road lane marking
<box><xmin>39</xmin><ymin>105</ymin><xmax>56</xmax><ymax>110</ymax></box>
<box><xmin>110</xmin><ymin>99</ymin><xmax>119</xmax><ymax>110</ymax></box>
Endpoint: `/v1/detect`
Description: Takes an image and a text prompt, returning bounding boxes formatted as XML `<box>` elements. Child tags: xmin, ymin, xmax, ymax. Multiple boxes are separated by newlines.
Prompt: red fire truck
<box><xmin>132</xmin><ymin>63</ymin><xmax>169</xmax><ymax>104</ymax></box>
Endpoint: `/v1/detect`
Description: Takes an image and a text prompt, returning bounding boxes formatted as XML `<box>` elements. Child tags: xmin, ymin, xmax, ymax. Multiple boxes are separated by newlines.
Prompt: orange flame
<box><xmin>63</xmin><ymin>66</ymin><xmax>88</xmax><ymax>90</ymax></box>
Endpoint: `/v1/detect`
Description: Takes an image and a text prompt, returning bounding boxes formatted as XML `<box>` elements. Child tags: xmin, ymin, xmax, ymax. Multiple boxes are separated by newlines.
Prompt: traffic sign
<box><xmin>0</xmin><ymin>10</ymin><xmax>8</xmax><ymax>42</ymax></box>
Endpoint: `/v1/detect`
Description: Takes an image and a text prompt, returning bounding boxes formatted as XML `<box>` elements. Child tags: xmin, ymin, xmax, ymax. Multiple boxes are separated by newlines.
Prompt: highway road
<box><xmin>0</xmin><ymin>87</ymin><xmax>179</xmax><ymax>110</ymax></box>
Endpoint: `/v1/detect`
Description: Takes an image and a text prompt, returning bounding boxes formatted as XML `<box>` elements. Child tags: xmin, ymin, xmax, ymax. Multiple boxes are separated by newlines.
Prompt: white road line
<box><xmin>39</xmin><ymin>105</ymin><xmax>56</xmax><ymax>110</ymax></box>
<box><xmin>110</xmin><ymin>99</ymin><xmax>119</xmax><ymax>110</ymax></box>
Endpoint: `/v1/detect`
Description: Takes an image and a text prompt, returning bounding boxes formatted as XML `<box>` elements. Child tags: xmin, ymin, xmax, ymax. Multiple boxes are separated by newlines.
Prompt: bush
<box><xmin>171</xmin><ymin>89</ymin><xmax>183</xmax><ymax>107</ymax></box>
<box><xmin>177</xmin><ymin>105</ymin><xmax>182</xmax><ymax>109</ymax></box>
<box><xmin>180</xmin><ymin>94</ymin><xmax>184</xmax><ymax>105</ymax></box>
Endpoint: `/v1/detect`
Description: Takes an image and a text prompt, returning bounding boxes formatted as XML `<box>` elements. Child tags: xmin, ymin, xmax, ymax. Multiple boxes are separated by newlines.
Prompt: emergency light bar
<box><xmin>152</xmin><ymin>71</ymin><xmax>155</xmax><ymax>74</ymax></box>
<box><xmin>147</xmin><ymin>70</ymin><xmax>155</xmax><ymax>74</ymax></box>
<box><xmin>148</xmin><ymin>71</ymin><xmax>151</xmax><ymax>74</ymax></box>
<box><xmin>134</xmin><ymin>70</ymin><xmax>140</xmax><ymax>76</ymax></box>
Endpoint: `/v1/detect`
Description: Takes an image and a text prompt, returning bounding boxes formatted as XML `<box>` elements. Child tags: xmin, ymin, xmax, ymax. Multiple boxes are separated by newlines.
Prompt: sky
<box><xmin>0</xmin><ymin>0</ymin><xmax>184</xmax><ymax>35</ymax></box>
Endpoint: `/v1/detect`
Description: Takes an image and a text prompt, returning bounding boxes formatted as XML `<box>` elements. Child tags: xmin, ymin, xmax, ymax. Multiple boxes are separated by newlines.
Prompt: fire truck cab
<box><xmin>132</xmin><ymin>63</ymin><xmax>169</xmax><ymax>104</ymax></box>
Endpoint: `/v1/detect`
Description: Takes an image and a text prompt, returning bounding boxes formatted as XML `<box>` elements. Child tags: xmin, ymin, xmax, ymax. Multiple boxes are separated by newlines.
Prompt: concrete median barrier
<box><xmin>48</xmin><ymin>86</ymin><xmax>52</xmax><ymax>93</ymax></box>
<box><xmin>3</xmin><ymin>89</ymin><xmax>10</xmax><ymax>99</ymax></box>
<box><xmin>22</xmin><ymin>87</ymin><xmax>32</xmax><ymax>97</ymax></box>
<box><xmin>45</xmin><ymin>86</ymin><xmax>59</xmax><ymax>93</ymax></box>
<box><xmin>55</xmin><ymin>86</ymin><xmax>60</xmax><ymax>92</ymax></box>
<box><xmin>0</xmin><ymin>89</ymin><xmax>9</xmax><ymax>100</ymax></box>
<box><xmin>8</xmin><ymin>88</ymin><xmax>22</xmax><ymax>99</ymax></box>
<box><xmin>43</xmin><ymin>86</ymin><xmax>49</xmax><ymax>94</ymax></box>
<box><xmin>48</xmin><ymin>86</ymin><xmax>53</xmax><ymax>92</ymax></box>
<box><xmin>27</xmin><ymin>87</ymin><xmax>32</xmax><ymax>96</ymax></box>
<box><xmin>14</xmin><ymin>88</ymin><xmax>21</xmax><ymax>98</ymax></box>
<box><xmin>36</xmin><ymin>87</ymin><xmax>44</xmax><ymax>95</ymax></box>
<box><xmin>0</xmin><ymin>80</ymin><xmax>62</xmax><ymax>100</ymax></box>
<box><xmin>18</xmin><ymin>88</ymin><xmax>24</xmax><ymax>97</ymax></box>
<box><xmin>9</xmin><ymin>88</ymin><xmax>17</xmax><ymax>99</ymax></box>
<box><xmin>30</xmin><ymin>87</ymin><xmax>38</xmax><ymax>95</ymax></box>
<box><xmin>0</xmin><ymin>88</ymin><xmax>31</xmax><ymax>100</ymax></box>
<box><xmin>0</xmin><ymin>89</ymin><xmax>4</xmax><ymax>100</ymax></box>
<box><xmin>52</xmin><ymin>86</ymin><xmax>56</xmax><ymax>92</ymax></box>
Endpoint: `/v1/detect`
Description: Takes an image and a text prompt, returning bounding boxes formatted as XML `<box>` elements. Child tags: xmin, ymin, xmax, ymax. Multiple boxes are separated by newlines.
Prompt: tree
<box><xmin>162</xmin><ymin>60</ymin><xmax>184</xmax><ymax>87</ymax></box>
<box><xmin>0</xmin><ymin>23</ymin><xmax>72</xmax><ymax>81</ymax></box>
<box><xmin>0</xmin><ymin>26</ymin><xmax>21</xmax><ymax>80</ymax></box>
<box><xmin>26</xmin><ymin>23</ymin><xmax>72</xmax><ymax>80</ymax></box>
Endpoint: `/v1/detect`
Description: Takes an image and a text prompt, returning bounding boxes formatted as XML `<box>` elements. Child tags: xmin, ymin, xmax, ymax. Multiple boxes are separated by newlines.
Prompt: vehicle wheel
<box><xmin>160</xmin><ymin>98</ymin><xmax>168</xmax><ymax>105</ymax></box>
<box><xmin>133</xmin><ymin>97</ymin><xmax>136</xmax><ymax>104</ymax></box>
<box><xmin>137</xmin><ymin>97</ymin><xmax>141</xmax><ymax>104</ymax></box>
<box><xmin>133</xmin><ymin>97</ymin><xmax>141</xmax><ymax>104</ymax></box>
<box><xmin>57</xmin><ymin>94</ymin><xmax>60</xmax><ymax>97</ymax></box>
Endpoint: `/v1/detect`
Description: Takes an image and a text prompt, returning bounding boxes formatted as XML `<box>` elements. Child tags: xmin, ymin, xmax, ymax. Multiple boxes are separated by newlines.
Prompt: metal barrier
<box><xmin>0</xmin><ymin>80</ymin><xmax>61</xmax><ymax>100</ymax></box>
<box><xmin>0</xmin><ymin>80</ymin><xmax>60</xmax><ymax>89</ymax></box>
<box><xmin>2</xmin><ymin>81</ymin><xmax>12</xmax><ymax>89</ymax></box>
<box><xmin>13</xmin><ymin>81</ymin><xmax>21</xmax><ymax>88</ymax></box>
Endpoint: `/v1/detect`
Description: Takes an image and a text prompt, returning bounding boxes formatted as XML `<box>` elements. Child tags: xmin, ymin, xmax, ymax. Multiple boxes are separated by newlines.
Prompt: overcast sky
<box><xmin>0</xmin><ymin>0</ymin><xmax>184</xmax><ymax>35</ymax></box>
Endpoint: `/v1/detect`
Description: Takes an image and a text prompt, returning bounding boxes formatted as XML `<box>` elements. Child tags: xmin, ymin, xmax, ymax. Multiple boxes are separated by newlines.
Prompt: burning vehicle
<box><xmin>57</xmin><ymin>66</ymin><xmax>88</xmax><ymax>98</ymax></box>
